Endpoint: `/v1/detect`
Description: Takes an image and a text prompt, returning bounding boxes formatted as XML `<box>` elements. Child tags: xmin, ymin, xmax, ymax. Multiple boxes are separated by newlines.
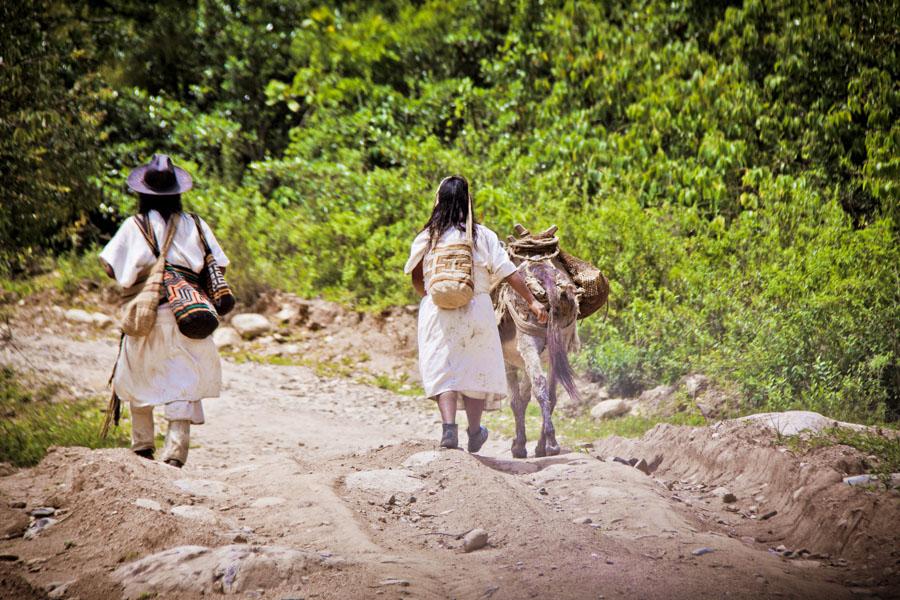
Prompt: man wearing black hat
<box><xmin>100</xmin><ymin>155</ymin><xmax>230</xmax><ymax>467</ymax></box>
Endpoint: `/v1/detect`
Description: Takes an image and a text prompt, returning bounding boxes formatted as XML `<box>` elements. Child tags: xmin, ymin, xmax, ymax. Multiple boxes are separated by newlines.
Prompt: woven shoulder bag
<box><xmin>190</xmin><ymin>213</ymin><xmax>235</xmax><ymax>316</ymax></box>
<box><xmin>120</xmin><ymin>214</ymin><xmax>178</xmax><ymax>337</ymax></box>
<box><xmin>427</xmin><ymin>193</ymin><xmax>475</xmax><ymax>309</ymax></box>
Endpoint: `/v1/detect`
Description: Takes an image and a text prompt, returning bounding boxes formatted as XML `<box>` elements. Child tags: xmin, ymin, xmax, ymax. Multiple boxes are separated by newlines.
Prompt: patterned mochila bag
<box><xmin>164</xmin><ymin>262</ymin><xmax>219</xmax><ymax>339</ymax></box>
<box><xmin>131</xmin><ymin>213</ymin><xmax>220</xmax><ymax>339</ymax></box>
<box><xmin>427</xmin><ymin>192</ymin><xmax>475</xmax><ymax>309</ymax></box>
<box><xmin>190</xmin><ymin>213</ymin><xmax>235</xmax><ymax>316</ymax></box>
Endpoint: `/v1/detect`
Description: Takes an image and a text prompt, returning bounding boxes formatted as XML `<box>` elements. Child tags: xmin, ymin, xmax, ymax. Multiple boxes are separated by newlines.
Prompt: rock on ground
<box><xmin>590</xmin><ymin>399</ymin><xmax>630</xmax><ymax>420</ymax></box>
<box><xmin>737</xmin><ymin>411</ymin><xmax>869</xmax><ymax>436</ymax></box>
<box><xmin>306</xmin><ymin>301</ymin><xmax>343</xmax><ymax>330</ymax></box>
<box><xmin>134</xmin><ymin>498</ymin><xmax>162</xmax><ymax>511</ymax></box>
<box><xmin>463</xmin><ymin>529</ymin><xmax>489</xmax><ymax>553</ymax></box>
<box><xmin>343</xmin><ymin>469</ymin><xmax>425</xmax><ymax>494</ymax></box>
<box><xmin>173</xmin><ymin>478</ymin><xmax>229</xmax><ymax>498</ymax></box>
<box><xmin>170</xmin><ymin>505</ymin><xmax>218</xmax><ymax>523</ymax></box>
<box><xmin>113</xmin><ymin>544</ymin><xmax>330</xmax><ymax>598</ymax></box>
<box><xmin>634</xmin><ymin>385</ymin><xmax>677</xmax><ymax>417</ymax></box>
<box><xmin>213</xmin><ymin>326</ymin><xmax>243</xmax><ymax>349</ymax></box>
<box><xmin>230</xmin><ymin>314</ymin><xmax>272</xmax><ymax>339</ymax></box>
<box><xmin>65</xmin><ymin>308</ymin><xmax>111</xmax><ymax>326</ymax></box>
<box><xmin>402</xmin><ymin>451</ymin><xmax>441</xmax><ymax>468</ymax></box>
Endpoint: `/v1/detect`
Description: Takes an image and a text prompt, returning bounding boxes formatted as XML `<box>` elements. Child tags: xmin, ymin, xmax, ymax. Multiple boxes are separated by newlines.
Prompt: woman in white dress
<box><xmin>99</xmin><ymin>154</ymin><xmax>229</xmax><ymax>468</ymax></box>
<box><xmin>405</xmin><ymin>175</ymin><xmax>547</xmax><ymax>452</ymax></box>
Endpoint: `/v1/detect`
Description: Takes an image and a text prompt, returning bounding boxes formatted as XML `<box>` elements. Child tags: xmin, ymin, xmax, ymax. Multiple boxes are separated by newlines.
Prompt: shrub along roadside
<box><xmin>0</xmin><ymin>367</ymin><xmax>130</xmax><ymax>467</ymax></box>
<box><xmin>5</xmin><ymin>0</ymin><xmax>897</xmax><ymax>425</ymax></box>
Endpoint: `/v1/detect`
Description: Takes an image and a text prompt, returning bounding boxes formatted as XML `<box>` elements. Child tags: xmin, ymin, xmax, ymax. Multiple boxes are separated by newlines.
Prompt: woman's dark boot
<box><xmin>467</xmin><ymin>426</ymin><xmax>489</xmax><ymax>453</ymax></box>
<box><xmin>440</xmin><ymin>424</ymin><xmax>459</xmax><ymax>449</ymax></box>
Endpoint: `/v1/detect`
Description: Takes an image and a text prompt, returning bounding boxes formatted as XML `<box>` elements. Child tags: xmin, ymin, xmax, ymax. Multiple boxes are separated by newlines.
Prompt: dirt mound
<box><xmin>590</xmin><ymin>419</ymin><xmax>900</xmax><ymax>590</ymax></box>
<box><xmin>0</xmin><ymin>563</ymin><xmax>47</xmax><ymax>600</ymax></box>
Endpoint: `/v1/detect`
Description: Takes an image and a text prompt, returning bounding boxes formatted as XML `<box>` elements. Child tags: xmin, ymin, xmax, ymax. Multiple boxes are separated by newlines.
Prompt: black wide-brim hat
<box><xmin>127</xmin><ymin>154</ymin><xmax>193</xmax><ymax>195</ymax></box>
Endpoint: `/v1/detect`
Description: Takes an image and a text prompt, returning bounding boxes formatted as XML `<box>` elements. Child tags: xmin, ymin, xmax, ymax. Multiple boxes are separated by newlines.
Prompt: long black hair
<box><xmin>138</xmin><ymin>193</ymin><xmax>183</xmax><ymax>220</ymax></box>
<box><xmin>423</xmin><ymin>175</ymin><xmax>478</xmax><ymax>249</ymax></box>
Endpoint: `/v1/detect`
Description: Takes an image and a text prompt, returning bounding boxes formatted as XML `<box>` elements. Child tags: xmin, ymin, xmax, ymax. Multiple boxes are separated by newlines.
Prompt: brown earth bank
<box><xmin>1</xmin><ymin>298</ymin><xmax>899</xmax><ymax>599</ymax></box>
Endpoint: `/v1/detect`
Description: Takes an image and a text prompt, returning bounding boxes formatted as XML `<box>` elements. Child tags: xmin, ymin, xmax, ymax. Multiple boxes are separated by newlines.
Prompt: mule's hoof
<box><xmin>546</xmin><ymin>444</ymin><xmax>561</xmax><ymax>456</ymax></box>
<box><xmin>511</xmin><ymin>446</ymin><xmax>527</xmax><ymax>459</ymax></box>
<box><xmin>534</xmin><ymin>445</ymin><xmax>547</xmax><ymax>458</ymax></box>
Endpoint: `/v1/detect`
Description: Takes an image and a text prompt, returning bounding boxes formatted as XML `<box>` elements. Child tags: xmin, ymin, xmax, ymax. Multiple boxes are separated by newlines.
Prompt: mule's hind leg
<box><xmin>507</xmin><ymin>366</ymin><xmax>528</xmax><ymax>459</ymax></box>
<box><xmin>517</xmin><ymin>334</ymin><xmax>557</xmax><ymax>457</ymax></box>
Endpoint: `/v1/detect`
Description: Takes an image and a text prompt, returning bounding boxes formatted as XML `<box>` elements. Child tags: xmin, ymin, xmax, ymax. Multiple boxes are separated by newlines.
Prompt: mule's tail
<box><xmin>532</xmin><ymin>263</ymin><xmax>580</xmax><ymax>406</ymax></box>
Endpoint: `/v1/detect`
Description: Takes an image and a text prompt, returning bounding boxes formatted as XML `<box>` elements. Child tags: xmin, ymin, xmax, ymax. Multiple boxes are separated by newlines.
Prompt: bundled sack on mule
<box><xmin>494</xmin><ymin>223</ymin><xmax>609</xmax><ymax>322</ymax></box>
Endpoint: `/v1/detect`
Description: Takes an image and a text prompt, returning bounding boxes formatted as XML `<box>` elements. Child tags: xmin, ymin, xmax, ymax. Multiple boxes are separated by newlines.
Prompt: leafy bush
<box><xmin>8</xmin><ymin>0</ymin><xmax>900</xmax><ymax>423</ymax></box>
<box><xmin>0</xmin><ymin>367</ymin><xmax>129</xmax><ymax>467</ymax></box>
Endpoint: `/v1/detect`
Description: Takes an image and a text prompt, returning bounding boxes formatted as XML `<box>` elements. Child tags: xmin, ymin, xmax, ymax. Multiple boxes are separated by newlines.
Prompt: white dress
<box><xmin>100</xmin><ymin>210</ymin><xmax>230</xmax><ymax>423</ymax></box>
<box><xmin>404</xmin><ymin>224</ymin><xmax>517</xmax><ymax>410</ymax></box>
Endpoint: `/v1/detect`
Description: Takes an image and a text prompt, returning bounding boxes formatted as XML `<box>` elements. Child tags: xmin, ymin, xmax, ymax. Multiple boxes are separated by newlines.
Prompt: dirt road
<box><xmin>1</xmin><ymin>324</ymin><xmax>897</xmax><ymax>599</ymax></box>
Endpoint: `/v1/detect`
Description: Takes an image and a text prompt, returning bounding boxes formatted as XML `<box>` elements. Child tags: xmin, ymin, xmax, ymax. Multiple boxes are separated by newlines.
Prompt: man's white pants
<box><xmin>130</xmin><ymin>402</ymin><xmax>190</xmax><ymax>464</ymax></box>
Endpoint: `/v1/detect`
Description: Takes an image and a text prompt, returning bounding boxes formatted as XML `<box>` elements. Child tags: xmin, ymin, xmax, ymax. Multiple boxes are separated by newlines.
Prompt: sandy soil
<box><xmin>1</xmin><ymin>306</ymin><xmax>898</xmax><ymax>599</ymax></box>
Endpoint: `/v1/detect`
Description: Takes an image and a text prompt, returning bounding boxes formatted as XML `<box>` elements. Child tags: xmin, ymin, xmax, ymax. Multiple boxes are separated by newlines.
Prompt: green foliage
<box><xmin>0</xmin><ymin>367</ymin><xmax>130</xmax><ymax>467</ymax></box>
<box><xmin>0</xmin><ymin>0</ymin><xmax>103</xmax><ymax>273</ymax></box>
<box><xmin>8</xmin><ymin>0</ymin><xmax>900</xmax><ymax>423</ymax></box>
<box><xmin>483</xmin><ymin>402</ymin><xmax>707</xmax><ymax>447</ymax></box>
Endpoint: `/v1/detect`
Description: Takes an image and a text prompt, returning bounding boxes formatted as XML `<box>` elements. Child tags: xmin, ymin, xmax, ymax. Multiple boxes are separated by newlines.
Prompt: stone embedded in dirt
<box><xmin>250</xmin><ymin>497</ymin><xmax>286</xmax><ymax>508</ymax></box>
<box><xmin>635</xmin><ymin>385</ymin><xmax>677</xmax><ymax>417</ymax></box>
<box><xmin>463</xmin><ymin>529</ymin><xmax>489</xmax><ymax>553</ymax></box>
<box><xmin>230</xmin><ymin>313</ymin><xmax>272</xmax><ymax>339</ymax></box>
<box><xmin>1</xmin><ymin>510</ymin><xmax>29</xmax><ymax>539</ymax></box>
<box><xmin>171</xmin><ymin>505</ymin><xmax>217</xmax><ymax>523</ymax></box>
<box><xmin>379</xmin><ymin>578</ymin><xmax>411</xmax><ymax>587</ymax></box>
<box><xmin>134</xmin><ymin>498</ymin><xmax>162</xmax><ymax>512</ymax></box>
<box><xmin>737</xmin><ymin>410</ymin><xmax>869</xmax><ymax>437</ymax></box>
<box><xmin>402</xmin><ymin>451</ymin><xmax>441</xmax><ymax>468</ymax></box>
<box><xmin>46</xmin><ymin>580</ymin><xmax>75</xmax><ymax>599</ymax></box>
<box><xmin>711</xmin><ymin>487</ymin><xmax>737</xmax><ymax>503</ymax></box>
<box><xmin>590</xmin><ymin>399</ymin><xmax>630</xmax><ymax>420</ymax></box>
<box><xmin>274</xmin><ymin>305</ymin><xmax>301</xmax><ymax>324</ymax></box>
<box><xmin>692</xmin><ymin>547</ymin><xmax>715</xmax><ymax>556</ymax></box>
<box><xmin>7</xmin><ymin>500</ymin><xmax>26</xmax><ymax>509</ymax></box>
<box><xmin>633</xmin><ymin>458</ymin><xmax>651</xmax><ymax>475</ymax></box>
<box><xmin>344</xmin><ymin>469</ymin><xmax>425</xmax><ymax>494</ymax></box>
<box><xmin>113</xmin><ymin>544</ymin><xmax>331</xmax><ymax>598</ymax></box>
<box><xmin>0</xmin><ymin>462</ymin><xmax>16</xmax><ymax>477</ymax></box>
<box><xmin>843</xmin><ymin>474</ymin><xmax>880</xmax><ymax>487</ymax></box>
<box><xmin>174</xmin><ymin>478</ymin><xmax>229</xmax><ymax>497</ymax></box>
<box><xmin>306</xmin><ymin>301</ymin><xmax>342</xmax><ymax>330</ymax></box>
<box><xmin>760</xmin><ymin>510</ymin><xmax>778</xmax><ymax>520</ymax></box>
<box><xmin>24</xmin><ymin>517</ymin><xmax>57</xmax><ymax>539</ymax></box>
<box><xmin>64</xmin><ymin>308</ymin><xmax>95</xmax><ymax>325</ymax></box>
<box><xmin>572</xmin><ymin>517</ymin><xmax>592</xmax><ymax>525</ymax></box>
<box><xmin>29</xmin><ymin>507</ymin><xmax>55</xmax><ymax>518</ymax></box>
<box><xmin>213</xmin><ymin>326</ymin><xmax>243</xmax><ymax>349</ymax></box>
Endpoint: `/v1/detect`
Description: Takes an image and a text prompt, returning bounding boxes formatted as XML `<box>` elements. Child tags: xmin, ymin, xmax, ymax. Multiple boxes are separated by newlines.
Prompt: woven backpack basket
<box><xmin>558</xmin><ymin>250</ymin><xmax>609</xmax><ymax>319</ymax></box>
<box><xmin>427</xmin><ymin>194</ymin><xmax>475</xmax><ymax>309</ymax></box>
